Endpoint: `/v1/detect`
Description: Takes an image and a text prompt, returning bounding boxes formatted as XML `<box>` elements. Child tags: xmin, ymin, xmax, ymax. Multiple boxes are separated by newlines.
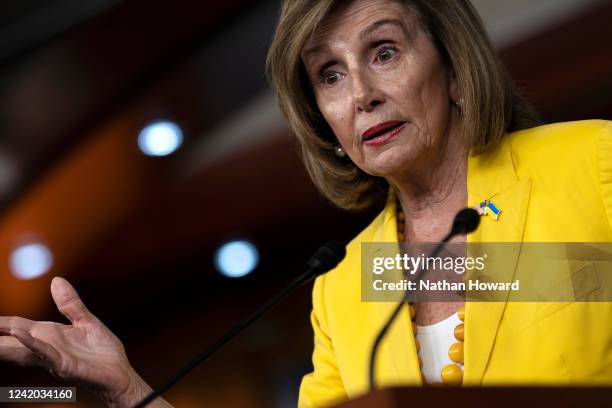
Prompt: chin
<box><xmin>361</xmin><ymin>146</ymin><xmax>422</xmax><ymax>177</ymax></box>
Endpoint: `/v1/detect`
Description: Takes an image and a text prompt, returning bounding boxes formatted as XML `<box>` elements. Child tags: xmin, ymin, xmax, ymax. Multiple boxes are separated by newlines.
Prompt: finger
<box><xmin>0</xmin><ymin>335</ymin><xmax>26</xmax><ymax>349</ymax></box>
<box><xmin>10</xmin><ymin>328</ymin><xmax>61</xmax><ymax>369</ymax></box>
<box><xmin>0</xmin><ymin>335</ymin><xmax>35</xmax><ymax>366</ymax></box>
<box><xmin>51</xmin><ymin>277</ymin><xmax>97</xmax><ymax>326</ymax></box>
<box><xmin>0</xmin><ymin>316</ymin><xmax>35</xmax><ymax>333</ymax></box>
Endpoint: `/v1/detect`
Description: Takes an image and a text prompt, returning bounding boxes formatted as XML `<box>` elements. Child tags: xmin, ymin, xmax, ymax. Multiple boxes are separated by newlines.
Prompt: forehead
<box><xmin>301</xmin><ymin>0</ymin><xmax>416</xmax><ymax>57</ymax></box>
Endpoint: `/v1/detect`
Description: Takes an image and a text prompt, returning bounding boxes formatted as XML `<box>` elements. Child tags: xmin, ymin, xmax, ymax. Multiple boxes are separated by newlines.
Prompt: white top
<box><xmin>416</xmin><ymin>311</ymin><xmax>463</xmax><ymax>384</ymax></box>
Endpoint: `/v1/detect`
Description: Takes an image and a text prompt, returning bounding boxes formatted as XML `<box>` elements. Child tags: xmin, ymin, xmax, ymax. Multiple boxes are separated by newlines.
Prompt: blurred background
<box><xmin>0</xmin><ymin>0</ymin><xmax>611</xmax><ymax>406</ymax></box>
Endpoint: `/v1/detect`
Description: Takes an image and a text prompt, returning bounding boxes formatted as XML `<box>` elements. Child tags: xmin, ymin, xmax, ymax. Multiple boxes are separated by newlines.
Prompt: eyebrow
<box><xmin>359</xmin><ymin>18</ymin><xmax>405</xmax><ymax>40</ymax></box>
<box><xmin>302</xmin><ymin>18</ymin><xmax>406</xmax><ymax>59</ymax></box>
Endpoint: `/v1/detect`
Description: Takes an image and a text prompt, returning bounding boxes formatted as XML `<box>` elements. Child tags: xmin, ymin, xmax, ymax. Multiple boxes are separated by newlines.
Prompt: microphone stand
<box><xmin>134</xmin><ymin>242</ymin><xmax>345</xmax><ymax>408</ymax></box>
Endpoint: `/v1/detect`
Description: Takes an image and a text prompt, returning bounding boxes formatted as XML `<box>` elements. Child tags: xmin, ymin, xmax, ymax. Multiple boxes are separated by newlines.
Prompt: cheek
<box><xmin>424</xmin><ymin>72</ymin><xmax>452</xmax><ymax>127</ymax></box>
<box><xmin>319</xmin><ymin>99</ymin><xmax>353</xmax><ymax>143</ymax></box>
<box><xmin>399</xmin><ymin>66</ymin><xmax>450</xmax><ymax>127</ymax></box>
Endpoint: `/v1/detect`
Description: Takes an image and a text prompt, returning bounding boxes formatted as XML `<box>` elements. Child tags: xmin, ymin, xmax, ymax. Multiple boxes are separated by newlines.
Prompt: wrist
<box><xmin>106</xmin><ymin>367</ymin><xmax>152</xmax><ymax>408</ymax></box>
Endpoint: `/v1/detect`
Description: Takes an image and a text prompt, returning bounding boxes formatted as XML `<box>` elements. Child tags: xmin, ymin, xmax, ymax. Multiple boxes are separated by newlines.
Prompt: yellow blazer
<box><xmin>298</xmin><ymin>120</ymin><xmax>612</xmax><ymax>407</ymax></box>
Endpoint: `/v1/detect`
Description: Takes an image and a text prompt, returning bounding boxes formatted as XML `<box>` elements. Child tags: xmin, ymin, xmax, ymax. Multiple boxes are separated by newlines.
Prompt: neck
<box><xmin>390</xmin><ymin>128</ymin><xmax>468</xmax><ymax>242</ymax></box>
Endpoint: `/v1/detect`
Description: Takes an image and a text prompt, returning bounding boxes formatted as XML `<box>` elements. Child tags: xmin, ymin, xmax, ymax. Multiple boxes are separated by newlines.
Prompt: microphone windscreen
<box><xmin>307</xmin><ymin>241</ymin><xmax>347</xmax><ymax>274</ymax></box>
<box><xmin>452</xmin><ymin>208</ymin><xmax>480</xmax><ymax>235</ymax></box>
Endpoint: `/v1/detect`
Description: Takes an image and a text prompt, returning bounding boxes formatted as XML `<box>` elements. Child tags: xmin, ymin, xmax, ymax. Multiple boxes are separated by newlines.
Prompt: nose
<box><xmin>351</xmin><ymin>69</ymin><xmax>384</xmax><ymax>113</ymax></box>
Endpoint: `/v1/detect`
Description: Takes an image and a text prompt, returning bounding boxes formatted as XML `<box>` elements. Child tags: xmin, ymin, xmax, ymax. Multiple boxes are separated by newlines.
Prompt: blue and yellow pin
<box><xmin>478</xmin><ymin>200</ymin><xmax>502</xmax><ymax>220</ymax></box>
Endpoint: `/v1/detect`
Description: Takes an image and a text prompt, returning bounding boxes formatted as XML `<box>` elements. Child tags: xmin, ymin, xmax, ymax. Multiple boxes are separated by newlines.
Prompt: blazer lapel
<box><xmin>464</xmin><ymin>136</ymin><xmax>532</xmax><ymax>384</ymax></box>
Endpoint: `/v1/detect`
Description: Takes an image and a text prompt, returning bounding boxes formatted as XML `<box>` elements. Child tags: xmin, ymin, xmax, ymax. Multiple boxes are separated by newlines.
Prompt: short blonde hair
<box><xmin>266</xmin><ymin>0</ymin><xmax>540</xmax><ymax>210</ymax></box>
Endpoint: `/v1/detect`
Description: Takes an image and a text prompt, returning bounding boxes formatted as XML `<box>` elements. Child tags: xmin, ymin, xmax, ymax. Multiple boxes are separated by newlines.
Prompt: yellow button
<box><xmin>398</xmin><ymin>211</ymin><xmax>405</xmax><ymax>221</ymax></box>
<box><xmin>412</xmin><ymin>321</ymin><xmax>417</xmax><ymax>335</ymax></box>
<box><xmin>454</xmin><ymin>323</ymin><xmax>464</xmax><ymax>342</ymax></box>
<box><xmin>409</xmin><ymin>304</ymin><xmax>416</xmax><ymax>320</ymax></box>
<box><xmin>458</xmin><ymin>306</ymin><xmax>465</xmax><ymax>321</ymax></box>
<box><xmin>441</xmin><ymin>364</ymin><xmax>462</xmax><ymax>385</ymax></box>
<box><xmin>419</xmin><ymin>355</ymin><xmax>423</xmax><ymax>369</ymax></box>
<box><xmin>448</xmin><ymin>342</ymin><xmax>464</xmax><ymax>364</ymax></box>
<box><xmin>415</xmin><ymin>339</ymin><xmax>420</xmax><ymax>353</ymax></box>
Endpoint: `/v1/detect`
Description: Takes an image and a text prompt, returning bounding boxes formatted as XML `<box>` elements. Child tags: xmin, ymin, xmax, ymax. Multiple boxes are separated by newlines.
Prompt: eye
<box><xmin>375</xmin><ymin>45</ymin><xmax>397</xmax><ymax>63</ymax></box>
<box><xmin>318</xmin><ymin>70</ymin><xmax>344</xmax><ymax>86</ymax></box>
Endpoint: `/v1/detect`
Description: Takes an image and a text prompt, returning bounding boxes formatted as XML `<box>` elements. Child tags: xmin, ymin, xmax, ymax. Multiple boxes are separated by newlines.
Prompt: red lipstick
<box><xmin>361</xmin><ymin>121</ymin><xmax>406</xmax><ymax>147</ymax></box>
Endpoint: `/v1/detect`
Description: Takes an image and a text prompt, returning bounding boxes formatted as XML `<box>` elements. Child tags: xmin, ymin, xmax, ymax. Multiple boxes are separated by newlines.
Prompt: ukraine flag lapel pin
<box><xmin>486</xmin><ymin>200</ymin><xmax>502</xmax><ymax>220</ymax></box>
<box><xmin>476</xmin><ymin>200</ymin><xmax>502</xmax><ymax>221</ymax></box>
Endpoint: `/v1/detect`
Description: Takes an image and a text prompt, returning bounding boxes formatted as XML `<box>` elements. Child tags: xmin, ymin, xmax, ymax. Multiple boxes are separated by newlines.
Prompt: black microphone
<box><xmin>134</xmin><ymin>241</ymin><xmax>346</xmax><ymax>408</ymax></box>
<box><xmin>305</xmin><ymin>241</ymin><xmax>347</xmax><ymax>281</ymax></box>
<box><xmin>450</xmin><ymin>208</ymin><xmax>480</xmax><ymax>237</ymax></box>
<box><xmin>368</xmin><ymin>208</ymin><xmax>479</xmax><ymax>389</ymax></box>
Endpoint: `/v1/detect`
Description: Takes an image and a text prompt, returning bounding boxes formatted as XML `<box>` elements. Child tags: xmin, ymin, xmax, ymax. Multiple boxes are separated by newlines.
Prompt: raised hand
<box><xmin>0</xmin><ymin>277</ymin><xmax>172</xmax><ymax>408</ymax></box>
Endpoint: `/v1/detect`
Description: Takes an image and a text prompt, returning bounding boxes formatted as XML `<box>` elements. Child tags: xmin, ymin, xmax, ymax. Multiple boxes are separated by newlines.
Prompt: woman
<box><xmin>267</xmin><ymin>0</ymin><xmax>612</xmax><ymax>406</ymax></box>
<box><xmin>1</xmin><ymin>0</ymin><xmax>611</xmax><ymax>407</ymax></box>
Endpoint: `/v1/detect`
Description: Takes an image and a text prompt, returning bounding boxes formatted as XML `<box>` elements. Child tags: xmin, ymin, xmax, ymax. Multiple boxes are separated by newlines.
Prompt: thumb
<box><xmin>51</xmin><ymin>277</ymin><xmax>97</xmax><ymax>326</ymax></box>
